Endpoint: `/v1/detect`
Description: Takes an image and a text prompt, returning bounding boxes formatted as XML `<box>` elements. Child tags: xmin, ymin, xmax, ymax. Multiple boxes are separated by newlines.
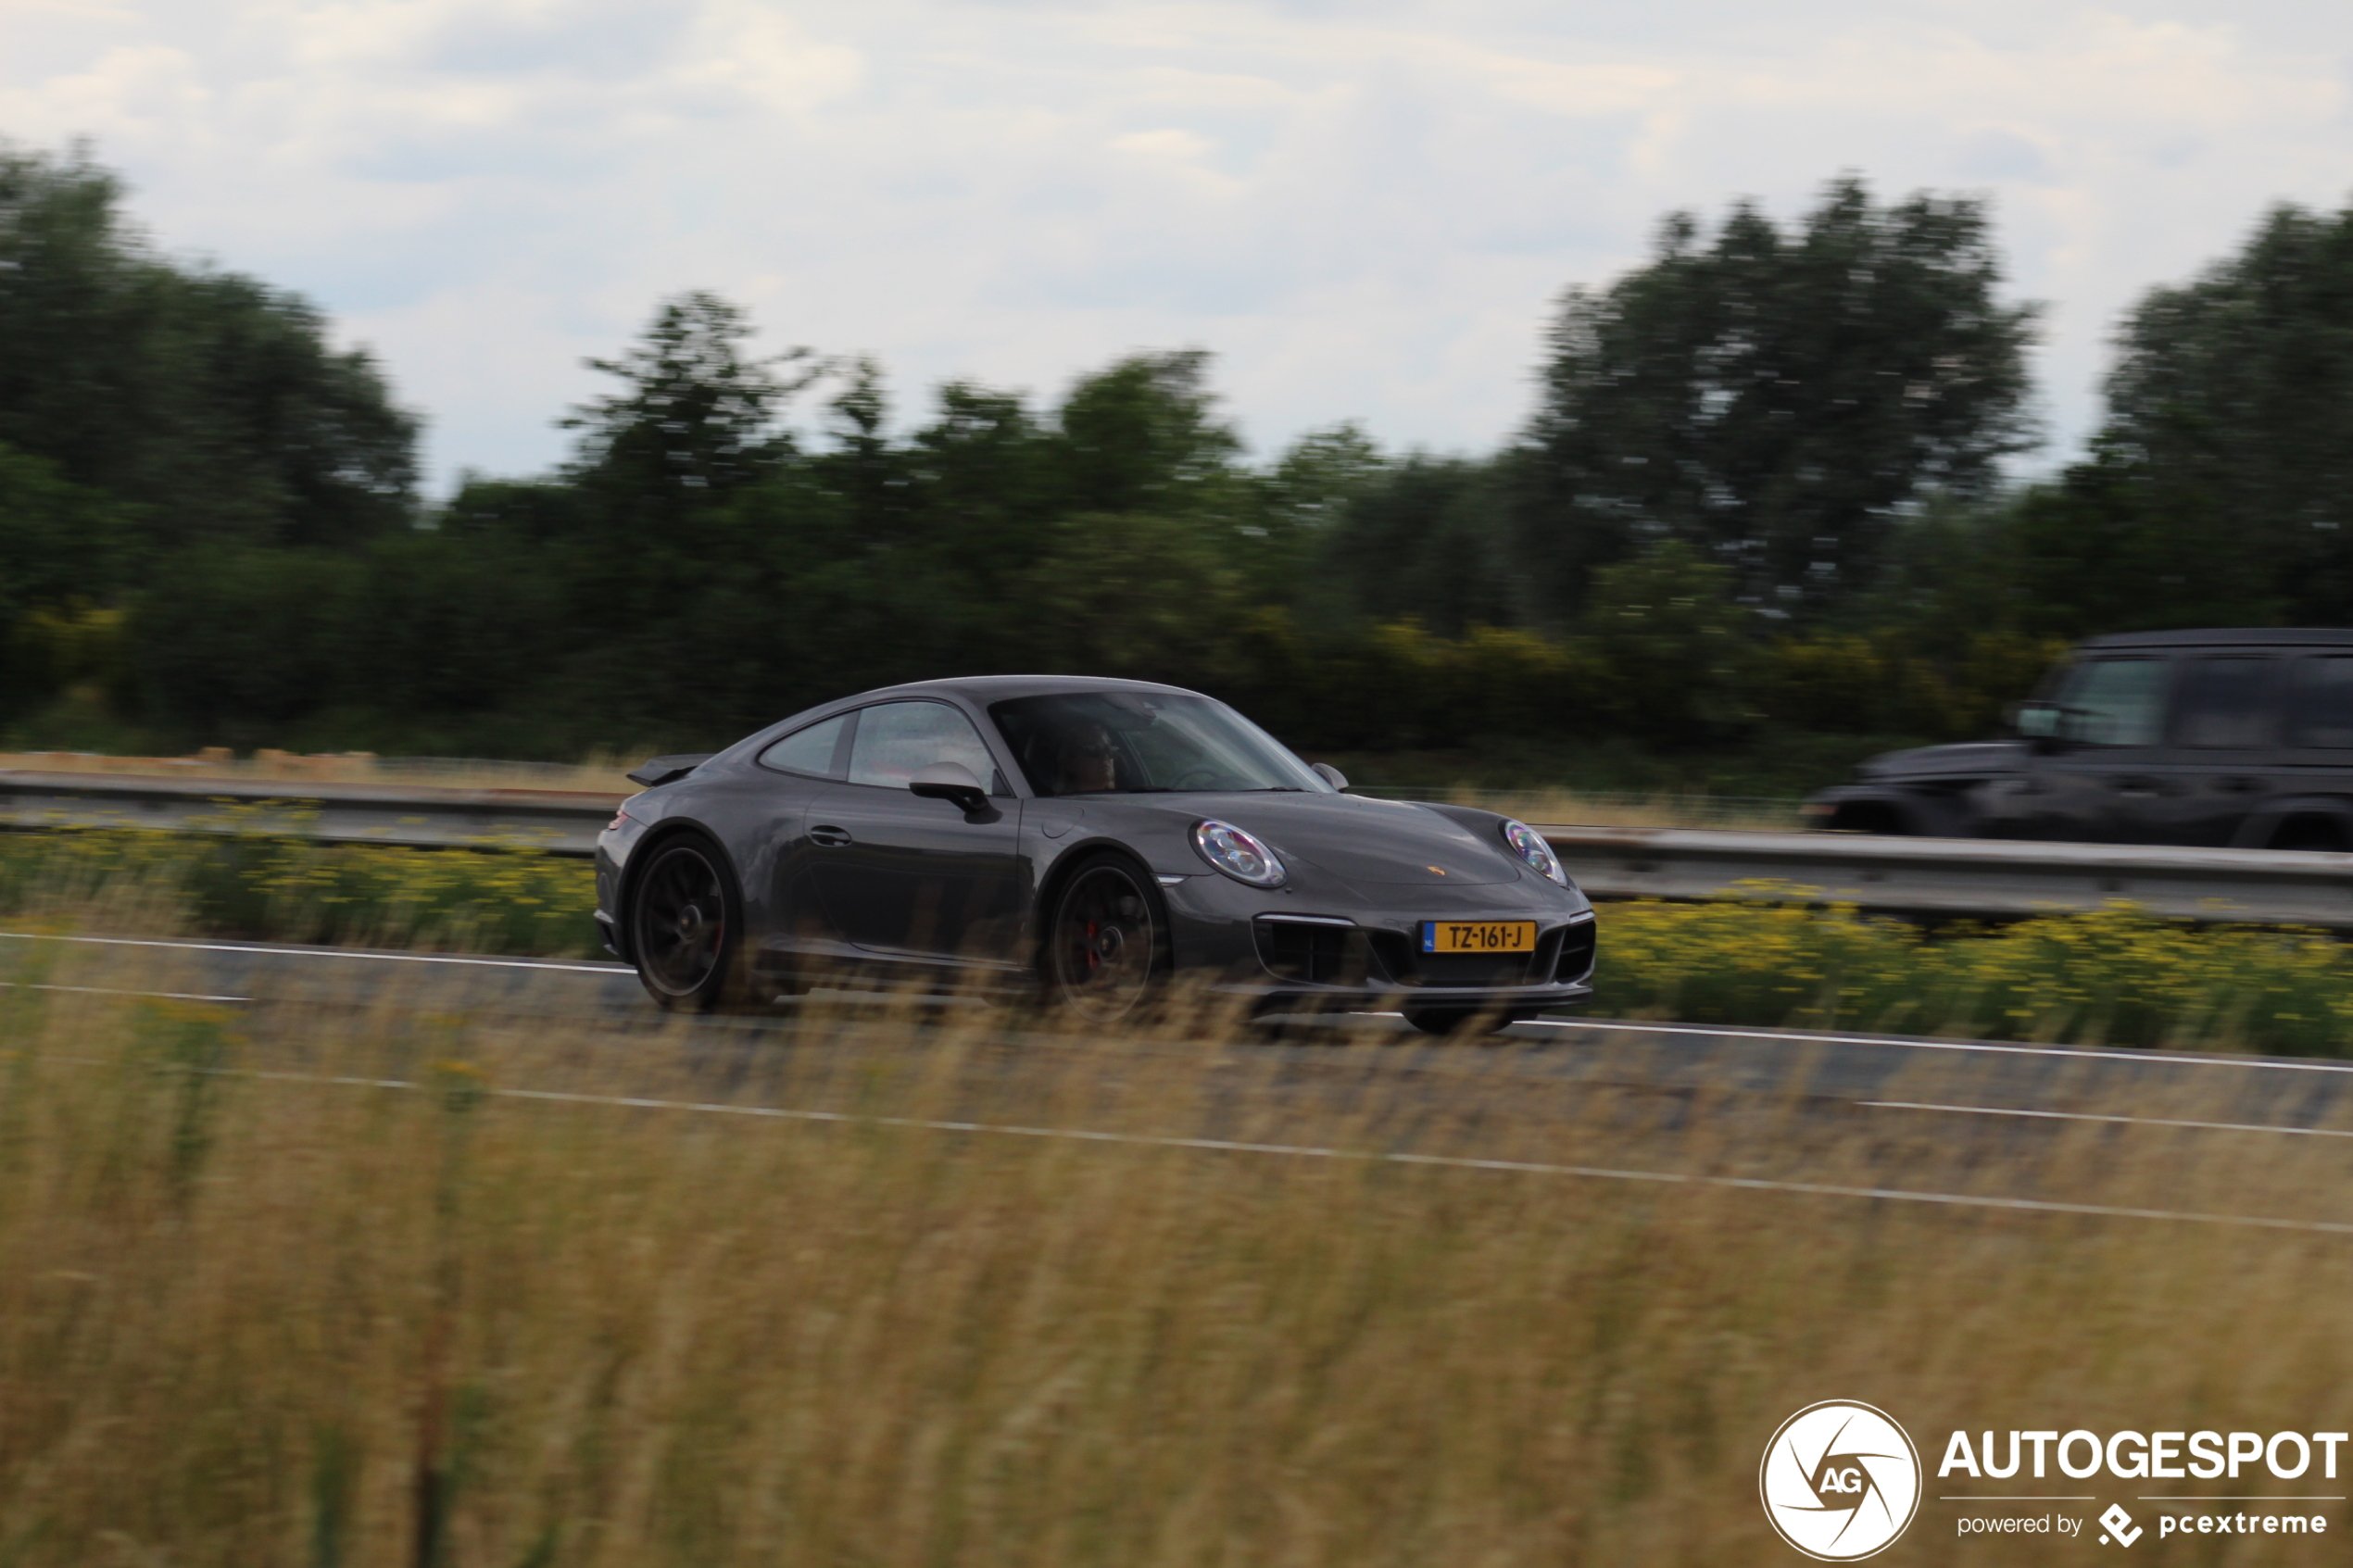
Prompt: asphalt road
<box><xmin>8</xmin><ymin>929</ymin><xmax>2353</xmax><ymax>1236</ymax></box>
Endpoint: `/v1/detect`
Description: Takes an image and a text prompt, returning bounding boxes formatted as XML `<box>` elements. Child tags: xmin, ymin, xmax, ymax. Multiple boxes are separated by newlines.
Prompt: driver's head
<box><xmin>1058</xmin><ymin>722</ymin><xmax>1116</xmax><ymax>793</ymax></box>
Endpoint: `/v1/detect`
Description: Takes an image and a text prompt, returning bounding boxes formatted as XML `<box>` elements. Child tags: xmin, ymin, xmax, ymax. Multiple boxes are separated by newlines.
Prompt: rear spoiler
<box><xmin>625</xmin><ymin>753</ymin><xmax>713</xmax><ymax>788</ymax></box>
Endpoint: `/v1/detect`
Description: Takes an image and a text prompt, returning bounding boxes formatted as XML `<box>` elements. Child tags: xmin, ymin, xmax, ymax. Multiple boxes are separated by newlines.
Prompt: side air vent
<box><xmin>1554</xmin><ymin>916</ymin><xmax>1597</xmax><ymax>985</ymax></box>
<box><xmin>1255</xmin><ymin>917</ymin><xmax>1375</xmax><ymax>985</ymax></box>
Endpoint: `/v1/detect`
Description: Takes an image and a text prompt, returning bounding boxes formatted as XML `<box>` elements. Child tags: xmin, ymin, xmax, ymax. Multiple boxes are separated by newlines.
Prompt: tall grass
<box><xmin>2</xmin><ymin>967</ymin><xmax>2349</xmax><ymax>1565</ymax></box>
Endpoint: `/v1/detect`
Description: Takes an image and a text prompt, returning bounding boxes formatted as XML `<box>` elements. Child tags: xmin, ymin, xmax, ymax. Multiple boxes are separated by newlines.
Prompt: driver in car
<box><xmin>1058</xmin><ymin>723</ymin><xmax>1119</xmax><ymax>794</ymax></box>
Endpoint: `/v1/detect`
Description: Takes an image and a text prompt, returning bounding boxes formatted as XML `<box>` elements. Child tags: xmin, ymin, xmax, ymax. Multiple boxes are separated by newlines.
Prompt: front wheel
<box><xmin>628</xmin><ymin>836</ymin><xmax>745</xmax><ymax>1010</ymax></box>
<box><xmin>1044</xmin><ymin>855</ymin><xmax>1165</xmax><ymax>1023</ymax></box>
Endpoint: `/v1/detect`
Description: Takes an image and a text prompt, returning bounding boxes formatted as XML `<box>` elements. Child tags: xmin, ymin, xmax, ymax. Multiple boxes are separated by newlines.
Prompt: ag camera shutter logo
<box><xmin>1760</xmin><ymin>1401</ymin><xmax>1923</xmax><ymax>1560</ymax></box>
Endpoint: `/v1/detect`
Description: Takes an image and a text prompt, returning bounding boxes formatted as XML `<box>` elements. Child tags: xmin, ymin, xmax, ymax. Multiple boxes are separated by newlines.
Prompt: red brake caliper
<box><xmin>1085</xmin><ymin>920</ymin><xmax>1100</xmax><ymax>973</ymax></box>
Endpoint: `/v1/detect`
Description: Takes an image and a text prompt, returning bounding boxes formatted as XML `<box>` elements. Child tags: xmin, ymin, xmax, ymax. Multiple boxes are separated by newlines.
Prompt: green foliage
<box><xmin>1315</xmin><ymin>455</ymin><xmax>1520</xmax><ymax>635</ymax></box>
<box><xmin>20</xmin><ymin>140</ymin><xmax>2348</xmax><ymax>780</ymax></box>
<box><xmin>1520</xmin><ymin>176</ymin><xmax>2041</xmax><ymax>614</ymax></box>
<box><xmin>0</xmin><ymin>442</ymin><xmax>134</xmax><ymax>719</ymax></box>
<box><xmin>1579</xmin><ymin>542</ymin><xmax>1757</xmax><ymax>742</ymax></box>
<box><xmin>1049</xmin><ymin>350</ymin><xmax>1239</xmax><ymax>516</ymax></box>
<box><xmin>1762</xmin><ymin>628</ymin><xmax>2066</xmax><ymax>740</ymax></box>
<box><xmin>564</xmin><ymin>291</ymin><xmax>812</xmax><ymax>510</ymax></box>
<box><xmin>0</xmin><ymin>140</ymin><xmax>419</xmax><ymax>555</ymax></box>
<box><xmin>2012</xmin><ymin>199</ymin><xmax>2353</xmax><ymax>633</ymax></box>
<box><xmin>1593</xmin><ymin>898</ymin><xmax>2353</xmax><ymax>1056</ymax></box>
<box><xmin>0</xmin><ymin>828</ymin><xmax>598</xmax><ymax>957</ymax></box>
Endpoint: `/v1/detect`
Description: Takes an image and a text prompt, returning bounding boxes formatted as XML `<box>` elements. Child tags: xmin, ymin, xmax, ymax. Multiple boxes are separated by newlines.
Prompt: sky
<box><xmin>5</xmin><ymin>0</ymin><xmax>2352</xmax><ymax>495</ymax></box>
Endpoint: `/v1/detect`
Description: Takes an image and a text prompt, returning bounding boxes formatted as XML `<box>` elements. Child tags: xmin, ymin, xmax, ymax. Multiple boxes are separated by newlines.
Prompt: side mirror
<box><xmin>1312</xmin><ymin>761</ymin><xmax>1350</xmax><ymax>791</ymax></box>
<box><xmin>910</xmin><ymin>760</ymin><xmax>990</xmax><ymax>815</ymax></box>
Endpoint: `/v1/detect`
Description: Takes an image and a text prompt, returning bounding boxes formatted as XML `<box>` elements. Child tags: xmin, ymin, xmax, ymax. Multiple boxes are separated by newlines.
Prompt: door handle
<box><xmin>2109</xmin><ymin>778</ymin><xmax>2160</xmax><ymax>797</ymax></box>
<box><xmin>810</xmin><ymin>824</ymin><xmax>853</xmax><ymax>847</ymax></box>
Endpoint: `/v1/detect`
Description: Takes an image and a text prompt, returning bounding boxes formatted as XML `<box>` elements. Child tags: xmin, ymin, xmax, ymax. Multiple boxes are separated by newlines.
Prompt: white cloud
<box><xmin>4</xmin><ymin>0</ymin><xmax>2351</xmax><ymax>491</ymax></box>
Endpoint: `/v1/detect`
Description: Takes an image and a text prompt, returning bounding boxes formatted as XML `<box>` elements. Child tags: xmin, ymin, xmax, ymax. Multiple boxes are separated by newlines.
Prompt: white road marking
<box><xmin>1</xmin><ymin>981</ymin><xmax>250</xmax><ymax>1003</ymax></box>
<box><xmin>1863</xmin><ymin>1100</ymin><xmax>2353</xmax><ymax>1138</ymax></box>
<box><xmin>0</xmin><ymin>931</ymin><xmax>627</xmax><ymax>974</ymax></box>
<box><xmin>1523</xmin><ymin>1015</ymin><xmax>2353</xmax><ymax>1076</ymax></box>
<box><xmin>151</xmin><ymin>1061</ymin><xmax>2353</xmax><ymax>1239</ymax></box>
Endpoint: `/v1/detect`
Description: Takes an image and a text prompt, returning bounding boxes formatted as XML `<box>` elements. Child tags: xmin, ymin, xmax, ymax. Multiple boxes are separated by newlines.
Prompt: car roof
<box><xmin>843</xmin><ymin>674</ymin><xmax>1213</xmax><ymax>705</ymax></box>
<box><xmin>2079</xmin><ymin>628</ymin><xmax>2353</xmax><ymax>649</ymax></box>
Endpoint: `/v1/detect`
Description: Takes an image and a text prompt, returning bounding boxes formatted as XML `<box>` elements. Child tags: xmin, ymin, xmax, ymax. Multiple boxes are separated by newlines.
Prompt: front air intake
<box><xmin>1254</xmin><ymin>918</ymin><xmax>1373</xmax><ymax>985</ymax></box>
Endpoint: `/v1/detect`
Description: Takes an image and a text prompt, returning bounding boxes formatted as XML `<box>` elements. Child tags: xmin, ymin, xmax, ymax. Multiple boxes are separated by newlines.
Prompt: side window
<box><xmin>2172</xmin><ymin>657</ymin><xmax>2278</xmax><ymax>748</ymax></box>
<box><xmin>2055</xmin><ymin>659</ymin><xmax>2170</xmax><ymax>746</ymax></box>
<box><xmin>756</xmin><ymin>713</ymin><xmax>849</xmax><ymax>777</ymax></box>
<box><xmin>2290</xmin><ymin>657</ymin><xmax>2353</xmax><ymax>748</ymax></box>
<box><xmin>846</xmin><ymin>701</ymin><xmax>1001</xmax><ymax>791</ymax></box>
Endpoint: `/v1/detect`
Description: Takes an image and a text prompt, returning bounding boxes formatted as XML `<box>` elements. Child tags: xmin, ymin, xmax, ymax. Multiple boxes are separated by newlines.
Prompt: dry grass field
<box><xmin>5</xmin><ymin>956</ymin><xmax>2351</xmax><ymax>1567</ymax></box>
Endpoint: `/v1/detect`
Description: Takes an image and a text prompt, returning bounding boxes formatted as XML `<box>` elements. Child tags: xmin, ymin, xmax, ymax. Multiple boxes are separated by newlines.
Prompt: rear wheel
<box><xmin>628</xmin><ymin>837</ymin><xmax>744</xmax><ymax>1010</ymax></box>
<box><xmin>1045</xmin><ymin>855</ymin><xmax>1164</xmax><ymax>1022</ymax></box>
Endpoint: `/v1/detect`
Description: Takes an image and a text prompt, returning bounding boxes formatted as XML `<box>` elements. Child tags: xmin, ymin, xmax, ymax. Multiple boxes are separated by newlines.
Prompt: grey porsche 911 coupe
<box><xmin>594</xmin><ymin>675</ymin><xmax>1597</xmax><ymax>1033</ymax></box>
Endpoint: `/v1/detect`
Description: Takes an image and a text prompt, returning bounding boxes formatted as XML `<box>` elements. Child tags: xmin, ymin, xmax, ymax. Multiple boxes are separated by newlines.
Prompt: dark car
<box><xmin>1807</xmin><ymin>629</ymin><xmax>2353</xmax><ymax>849</ymax></box>
<box><xmin>595</xmin><ymin>675</ymin><xmax>1597</xmax><ymax>1032</ymax></box>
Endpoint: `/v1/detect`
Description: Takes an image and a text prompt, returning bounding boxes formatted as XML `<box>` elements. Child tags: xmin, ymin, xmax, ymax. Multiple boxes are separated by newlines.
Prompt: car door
<box><xmin>2146</xmin><ymin>653</ymin><xmax>2281</xmax><ymax>846</ymax></box>
<box><xmin>806</xmin><ymin>700</ymin><xmax>1028</xmax><ymax>971</ymax></box>
<box><xmin>749</xmin><ymin>711</ymin><xmax>854</xmax><ymax>960</ymax></box>
<box><xmin>2025</xmin><ymin>656</ymin><xmax>2174</xmax><ymax>842</ymax></box>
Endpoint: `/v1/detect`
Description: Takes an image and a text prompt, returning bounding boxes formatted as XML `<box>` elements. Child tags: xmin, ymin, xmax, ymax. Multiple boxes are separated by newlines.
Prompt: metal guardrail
<box><xmin>7</xmin><ymin>770</ymin><xmax>2353</xmax><ymax>927</ymax></box>
<box><xmin>0</xmin><ymin>770</ymin><xmax>617</xmax><ymax>857</ymax></box>
<box><xmin>1542</xmin><ymin>825</ymin><xmax>2353</xmax><ymax>928</ymax></box>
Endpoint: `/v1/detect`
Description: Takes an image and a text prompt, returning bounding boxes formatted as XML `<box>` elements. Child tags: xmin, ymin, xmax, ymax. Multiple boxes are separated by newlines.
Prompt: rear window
<box><xmin>756</xmin><ymin>713</ymin><xmax>849</xmax><ymax>777</ymax></box>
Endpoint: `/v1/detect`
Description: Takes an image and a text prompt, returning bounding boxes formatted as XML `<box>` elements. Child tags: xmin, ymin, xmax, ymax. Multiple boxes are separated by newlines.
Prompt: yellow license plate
<box><xmin>1421</xmin><ymin>920</ymin><xmax>1537</xmax><ymax>954</ymax></box>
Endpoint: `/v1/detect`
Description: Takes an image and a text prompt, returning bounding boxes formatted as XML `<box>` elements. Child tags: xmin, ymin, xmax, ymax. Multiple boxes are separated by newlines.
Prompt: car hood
<box><xmin>1856</xmin><ymin>740</ymin><xmax>2026</xmax><ymax>782</ymax></box>
<box><xmin>1099</xmin><ymin>791</ymin><xmax>1522</xmax><ymax>887</ymax></box>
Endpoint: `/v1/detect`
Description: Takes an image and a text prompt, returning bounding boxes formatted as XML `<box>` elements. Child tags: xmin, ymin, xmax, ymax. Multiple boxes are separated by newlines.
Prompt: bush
<box><xmin>0</xmin><ymin>828</ymin><xmax>599</xmax><ymax>957</ymax></box>
<box><xmin>1592</xmin><ymin>897</ymin><xmax>2353</xmax><ymax>1055</ymax></box>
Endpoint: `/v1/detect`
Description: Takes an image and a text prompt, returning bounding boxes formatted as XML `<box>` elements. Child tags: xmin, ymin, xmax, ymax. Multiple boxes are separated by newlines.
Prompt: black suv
<box><xmin>1807</xmin><ymin>629</ymin><xmax>2353</xmax><ymax>849</ymax></box>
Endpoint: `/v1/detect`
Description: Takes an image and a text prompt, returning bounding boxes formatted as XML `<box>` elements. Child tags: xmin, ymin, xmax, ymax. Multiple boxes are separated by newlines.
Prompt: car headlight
<box><xmin>1192</xmin><ymin>820</ymin><xmax>1287</xmax><ymax>887</ymax></box>
<box><xmin>1501</xmin><ymin>819</ymin><xmax>1569</xmax><ymax>887</ymax></box>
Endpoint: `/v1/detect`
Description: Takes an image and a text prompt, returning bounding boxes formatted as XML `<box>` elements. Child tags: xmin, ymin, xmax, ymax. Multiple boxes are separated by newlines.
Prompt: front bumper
<box><xmin>1157</xmin><ymin>870</ymin><xmax>1597</xmax><ymax>1016</ymax></box>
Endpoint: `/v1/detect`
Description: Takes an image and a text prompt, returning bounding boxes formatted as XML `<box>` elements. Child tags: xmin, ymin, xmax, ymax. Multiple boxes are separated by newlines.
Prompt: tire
<box><xmin>2271</xmin><ymin>822</ymin><xmax>2347</xmax><ymax>854</ymax></box>
<box><xmin>1043</xmin><ymin>853</ymin><xmax>1166</xmax><ymax>1023</ymax></box>
<box><xmin>1402</xmin><ymin>1004</ymin><xmax>1517</xmax><ymax>1037</ymax></box>
<box><xmin>626</xmin><ymin>835</ymin><xmax>745</xmax><ymax>1011</ymax></box>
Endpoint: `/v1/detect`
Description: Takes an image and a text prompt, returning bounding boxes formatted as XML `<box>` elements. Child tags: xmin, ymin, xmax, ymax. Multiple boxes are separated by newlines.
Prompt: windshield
<box><xmin>990</xmin><ymin>691</ymin><xmax>1329</xmax><ymax>797</ymax></box>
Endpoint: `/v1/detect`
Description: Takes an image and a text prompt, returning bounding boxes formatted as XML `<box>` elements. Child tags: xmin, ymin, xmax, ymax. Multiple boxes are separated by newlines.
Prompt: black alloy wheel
<box><xmin>629</xmin><ymin>838</ymin><xmax>743</xmax><ymax>1010</ymax></box>
<box><xmin>1047</xmin><ymin>856</ymin><xmax>1164</xmax><ymax>1022</ymax></box>
<box><xmin>1402</xmin><ymin>1004</ymin><xmax>1518</xmax><ymax>1038</ymax></box>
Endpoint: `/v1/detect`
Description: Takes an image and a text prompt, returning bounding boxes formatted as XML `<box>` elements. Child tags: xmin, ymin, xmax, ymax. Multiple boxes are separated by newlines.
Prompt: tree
<box><xmin>1318</xmin><ymin>455</ymin><xmax>1519</xmax><ymax>635</ymax></box>
<box><xmin>1521</xmin><ymin>176</ymin><xmax>2041</xmax><ymax>617</ymax></box>
<box><xmin>0</xmin><ymin>442</ymin><xmax>133</xmax><ymax>719</ymax></box>
<box><xmin>2012</xmin><ymin>200</ymin><xmax>2353</xmax><ymax>630</ymax></box>
<box><xmin>563</xmin><ymin>291</ymin><xmax>812</xmax><ymax>510</ymax></box>
<box><xmin>1581</xmin><ymin>542</ymin><xmax>1758</xmax><ymax>743</ymax></box>
<box><xmin>1050</xmin><ymin>351</ymin><xmax>1240</xmax><ymax>517</ymax></box>
<box><xmin>0</xmin><ymin>140</ymin><xmax>420</xmax><ymax>556</ymax></box>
